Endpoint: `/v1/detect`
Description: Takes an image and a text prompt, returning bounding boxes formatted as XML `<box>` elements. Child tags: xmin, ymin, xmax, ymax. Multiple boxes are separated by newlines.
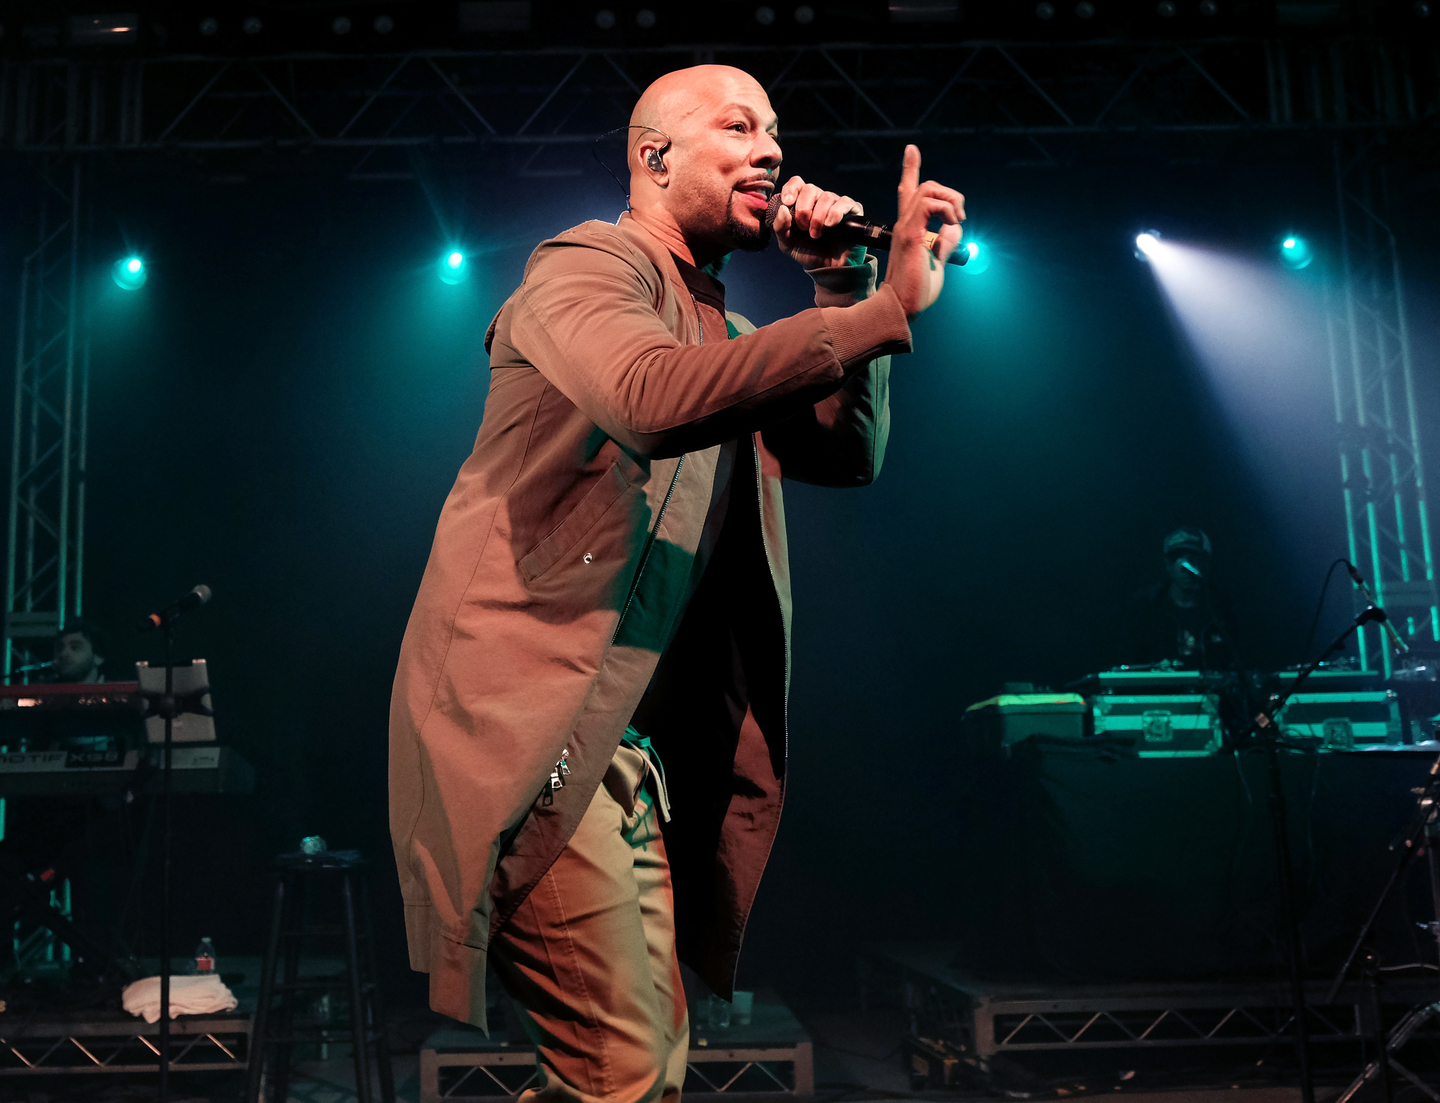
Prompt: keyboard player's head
<box><xmin>52</xmin><ymin>618</ymin><xmax>107</xmax><ymax>684</ymax></box>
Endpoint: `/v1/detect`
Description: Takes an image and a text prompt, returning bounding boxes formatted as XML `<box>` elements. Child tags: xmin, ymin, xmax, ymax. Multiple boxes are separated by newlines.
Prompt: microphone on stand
<box><xmin>1346</xmin><ymin>562</ymin><xmax>1409</xmax><ymax>654</ymax></box>
<box><xmin>138</xmin><ymin>584</ymin><xmax>213</xmax><ymax>632</ymax></box>
<box><xmin>765</xmin><ymin>194</ymin><xmax>969</xmax><ymax>266</ymax></box>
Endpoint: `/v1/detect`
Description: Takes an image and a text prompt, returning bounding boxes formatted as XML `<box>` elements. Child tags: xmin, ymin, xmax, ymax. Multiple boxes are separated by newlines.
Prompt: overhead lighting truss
<box><xmin>0</xmin><ymin>35</ymin><xmax>1433</xmax><ymax>178</ymax></box>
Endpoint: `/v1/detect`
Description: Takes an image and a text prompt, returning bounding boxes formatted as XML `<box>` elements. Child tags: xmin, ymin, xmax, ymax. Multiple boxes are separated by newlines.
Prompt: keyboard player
<box><xmin>0</xmin><ymin>619</ymin><xmax>136</xmax><ymax>760</ymax></box>
<box><xmin>50</xmin><ymin>618</ymin><xmax>107</xmax><ymax>686</ymax></box>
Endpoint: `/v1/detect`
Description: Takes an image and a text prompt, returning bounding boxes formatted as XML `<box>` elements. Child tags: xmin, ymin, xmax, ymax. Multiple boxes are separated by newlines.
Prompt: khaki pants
<box><xmin>492</xmin><ymin>746</ymin><xmax>690</xmax><ymax>1103</ymax></box>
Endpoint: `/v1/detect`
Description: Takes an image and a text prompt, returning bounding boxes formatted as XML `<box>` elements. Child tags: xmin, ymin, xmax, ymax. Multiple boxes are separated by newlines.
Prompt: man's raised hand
<box><xmin>882</xmin><ymin>145</ymin><xmax>965</xmax><ymax>318</ymax></box>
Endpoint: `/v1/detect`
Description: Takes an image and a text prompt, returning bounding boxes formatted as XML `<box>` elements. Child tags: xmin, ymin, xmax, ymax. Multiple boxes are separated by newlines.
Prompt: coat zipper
<box><xmin>752</xmin><ymin>436</ymin><xmax>790</xmax><ymax>759</ymax></box>
<box><xmin>721</xmin><ymin>434</ymin><xmax>789</xmax><ymax>978</ymax></box>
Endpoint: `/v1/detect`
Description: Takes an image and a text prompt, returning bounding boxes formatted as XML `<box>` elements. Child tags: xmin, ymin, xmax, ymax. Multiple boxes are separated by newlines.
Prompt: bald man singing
<box><xmin>390</xmin><ymin>64</ymin><xmax>964</xmax><ymax>1103</ymax></box>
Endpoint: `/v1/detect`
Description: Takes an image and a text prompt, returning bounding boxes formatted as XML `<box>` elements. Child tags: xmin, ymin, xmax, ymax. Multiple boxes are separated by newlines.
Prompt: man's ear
<box><xmin>637</xmin><ymin>136</ymin><xmax>671</xmax><ymax>178</ymax></box>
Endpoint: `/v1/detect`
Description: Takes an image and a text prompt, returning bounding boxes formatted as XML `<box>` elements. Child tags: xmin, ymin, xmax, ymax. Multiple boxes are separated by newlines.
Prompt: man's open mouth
<box><xmin>735</xmin><ymin>183</ymin><xmax>773</xmax><ymax>212</ymax></box>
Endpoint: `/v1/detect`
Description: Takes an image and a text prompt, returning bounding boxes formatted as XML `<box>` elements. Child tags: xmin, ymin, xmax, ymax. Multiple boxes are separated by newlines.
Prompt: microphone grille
<box><xmin>192</xmin><ymin>584</ymin><xmax>213</xmax><ymax>605</ymax></box>
<box><xmin>764</xmin><ymin>192</ymin><xmax>783</xmax><ymax>230</ymax></box>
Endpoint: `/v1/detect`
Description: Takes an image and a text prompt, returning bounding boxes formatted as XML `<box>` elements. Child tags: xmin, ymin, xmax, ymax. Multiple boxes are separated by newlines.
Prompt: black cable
<box><xmin>591</xmin><ymin>124</ymin><xmax>672</xmax><ymax>207</ymax></box>
<box><xmin>1301</xmin><ymin>558</ymin><xmax>1350</xmax><ymax>664</ymax></box>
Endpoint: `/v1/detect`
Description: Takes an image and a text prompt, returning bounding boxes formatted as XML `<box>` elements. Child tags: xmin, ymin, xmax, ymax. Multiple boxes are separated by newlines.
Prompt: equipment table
<box><xmin>947</xmin><ymin>742</ymin><xmax>1440</xmax><ymax>984</ymax></box>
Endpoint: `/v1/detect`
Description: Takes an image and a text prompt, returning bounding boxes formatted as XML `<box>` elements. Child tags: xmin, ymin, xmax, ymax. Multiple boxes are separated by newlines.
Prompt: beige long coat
<box><xmin>389</xmin><ymin>212</ymin><xmax>911</xmax><ymax>1029</ymax></box>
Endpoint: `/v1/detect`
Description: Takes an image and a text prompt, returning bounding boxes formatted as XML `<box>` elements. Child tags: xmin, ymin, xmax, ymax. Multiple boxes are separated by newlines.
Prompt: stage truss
<box><xmin>0</xmin><ymin>37</ymin><xmax>1434</xmax><ymax>176</ymax></box>
<box><xmin>3</xmin><ymin>155</ymin><xmax>87</xmax><ymax>678</ymax></box>
<box><xmin>1329</xmin><ymin>138</ymin><xmax>1438</xmax><ymax>673</ymax></box>
<box><xmin>865</xmin><ymin>942</ymin><xmax>1440</xmax><ymax>1067</ymax></box>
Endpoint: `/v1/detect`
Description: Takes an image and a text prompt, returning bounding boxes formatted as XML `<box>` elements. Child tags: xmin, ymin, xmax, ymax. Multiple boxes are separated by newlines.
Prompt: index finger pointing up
<box><xmin>898</xmin><ymin>144</ymin><xmax>921</xmax><ymax>198</ymax></box>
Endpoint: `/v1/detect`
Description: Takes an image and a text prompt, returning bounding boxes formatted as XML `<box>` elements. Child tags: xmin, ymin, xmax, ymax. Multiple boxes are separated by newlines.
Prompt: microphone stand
<box><xmin>1318</xmin><ymin>755</ymin><xmax>1440</xmax><ymax>1103</ymax></box>
<box><xmin>1244</xmin><ymin>603</ymin><xmax>1392</xmax><ymax>1103</ymax></box>
<box><xmin>136</xmin><ymin>602</ymin><xmax>212</xmax><ymax>1103</ymax></box>
<box><xmin>2</xmin><ymin>660</ymin><xmax>53</xmax><ymax>684</ymax></box>
<box><xmin>156</xmin><ymin>613</ymin><xmax>177</xmax><ymax>1103</ymax></box>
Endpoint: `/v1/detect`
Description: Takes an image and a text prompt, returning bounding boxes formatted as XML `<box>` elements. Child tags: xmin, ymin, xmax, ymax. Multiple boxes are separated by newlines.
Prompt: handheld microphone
<box><xmin>1346</xmin><ymin>562</ymin><xmax>1409</xmax><ymax>654</ymax></box>
<box><xmin>1177</xmin><ymin>557</ymin><xmax>1204</xmax><ymax>579</ymax></box>
<box><xmin>764</xmin><ymin>194</ymin><xmax>969</xmax><ymax>266</ymax></box>
<box><xmin>138</xmin><ymin>584</ymin><xmax>213</xmax><ymax>633</ymax></box>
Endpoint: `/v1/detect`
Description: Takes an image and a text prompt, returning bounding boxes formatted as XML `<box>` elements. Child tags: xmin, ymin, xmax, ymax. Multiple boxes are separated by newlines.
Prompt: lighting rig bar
<box><xmin>0</xmin><ymin>35</ymin><xmax>1434</xmax><ymax>178</ymax></box>
<box><xmin>2</xmin><ymin>1</ymin><xmax>1439</xmax><ymax>57</ymax></box>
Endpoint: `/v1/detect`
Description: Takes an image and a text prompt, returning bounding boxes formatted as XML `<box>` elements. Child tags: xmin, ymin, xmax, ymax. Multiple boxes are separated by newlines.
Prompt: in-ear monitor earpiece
<box><xmin>647</xmin><ymin>149</ymin><xmax>666</xmax><ymax>172</ymax></box>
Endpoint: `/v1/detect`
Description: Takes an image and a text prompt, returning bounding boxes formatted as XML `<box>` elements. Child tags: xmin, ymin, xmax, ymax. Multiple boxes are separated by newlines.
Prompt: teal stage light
<box><xmin>961</xmin><ymin>239</ymin><xmax>991</xmax><ymax>274</ymax></box>
<box><xmin>1134</xmin><ymin>230</ymin><xmax>1161</xmax><ymax>259</ymax></box>
<box><xmin>1279</xmin><ymin>235</ymin><xmax>1313</xmax><ymax>270</ymax></box>
<box><xmin>438</xmin><ymin>250</ymin><xmax>469</xmax><ymax>284</ymax></box>
<box><xmin>112</xmin><ymin>256</ymin><xmax>147</xmax><ymax>290</ymax></box>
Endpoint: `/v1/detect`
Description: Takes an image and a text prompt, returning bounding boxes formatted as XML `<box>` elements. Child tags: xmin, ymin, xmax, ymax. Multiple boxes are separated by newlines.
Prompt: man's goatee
<box><xmin>728</xmin><ymin>206</ymin><xmax>771</xmax><ymax>253</ymax></box>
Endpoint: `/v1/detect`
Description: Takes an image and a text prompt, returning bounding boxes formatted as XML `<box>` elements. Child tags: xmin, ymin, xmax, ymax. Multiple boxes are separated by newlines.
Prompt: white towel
<box><xmin>122</xmin><ymin>974</ymin><xmax>239</xmax><ymax>1023</ymax></box>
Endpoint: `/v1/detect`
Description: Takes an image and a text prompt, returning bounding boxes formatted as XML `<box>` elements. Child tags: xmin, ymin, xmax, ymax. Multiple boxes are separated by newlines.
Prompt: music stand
<box><xmin>136</xmin><ymin>660</ymin><xmax>215</xmax><ymax>744</ymax></box>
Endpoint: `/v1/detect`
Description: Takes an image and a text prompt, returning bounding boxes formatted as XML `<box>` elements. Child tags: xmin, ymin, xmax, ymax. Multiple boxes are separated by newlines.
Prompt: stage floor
<box><xmin>0</xmin><ymin>946</ymin><xmax>1432</xmax><ymax>1101</ymax></box>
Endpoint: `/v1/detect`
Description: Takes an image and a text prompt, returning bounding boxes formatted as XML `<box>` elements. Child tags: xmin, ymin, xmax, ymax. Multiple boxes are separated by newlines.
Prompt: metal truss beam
<box><xmin>1328</xmin><ymin>137</ymin><xmax>1438</xmax><ymax>675</ymax></box>
<box><xmin>0</xmin><ymin>37</ymin><xmax>1434</xmax><ymax>177</ymax></box>
<box><xmin>4</xmin><ymin>154</ymin><xmax>87</xmax><ymax>678</ymax></box>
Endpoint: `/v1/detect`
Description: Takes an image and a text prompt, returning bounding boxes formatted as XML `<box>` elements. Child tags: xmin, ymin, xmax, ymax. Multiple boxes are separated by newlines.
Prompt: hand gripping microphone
<box><xmin>765</xmin><ymin>194</ymin><xmax>969</xmax><ymax>266</ymax></box>
<box><xmin>1346</xmin><ymin>562</ymin><xmax>1409</xmax><ymax>654</ymax></box>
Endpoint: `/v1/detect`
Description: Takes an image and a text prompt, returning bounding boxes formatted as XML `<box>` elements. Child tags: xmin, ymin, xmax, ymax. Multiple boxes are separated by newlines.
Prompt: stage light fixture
<box><xmin>1134</xmin><ymin>230</ymin><xmax>1161</xmax><ymax>259</ymax></box>
<box><xmin>1416</xmin><ymin>1</ymin><xmax>1432</xmax><ymax>15</ymax></box>
<box><xmin>889</xmin><ymin>0</ymin><xmax>959</xmax><ymax>19</ymax></box>
<box><xmin>961</xmin><ymin>240</ymin><xmax>991</xmax><ymax>274</ymax></box>
<box><xmin>112</xmin><ymin>257</ymin><xmax>147</xmax><ymax>290</ymax></box>
<box><xmin>1157</xmin><ymin>0</ymin><xmax>1177</xmax><ymax>14</ymax></box>
<box><xmin>332</xmin><ymin>16</ymin><xmax>352</xmax><ymax>34</ymax></box>
<box><xmin>1199</xmin><ymin>0</ymin><xmax>1219</xmax><ymax>13</ymax></box>
<box><xmin>439</xmin><ymin>251</ymin><xmax>469</xmax><ymax>285</ymax></box>
<box><xmin>242</xmin><ymin>15</ymin><xmax>262</xmax><ymax>34</ymax></box>
<box><xmin>795</xmin><ymin>5</ymin><xmax>815</xmax><ymax>22</ymax></box>
<box><xmin>1076</xmin><ymin>2</ymin><xmax>1096</xmax><ymax>17</ymax></box>
<box><xmin>1035</xmin><ymin>2</ymin><xmax>1056</xmax><ymax>17</ymax></box>
<box><xmin>374</xmin><ymin>14</ymin><xmax>394</xmax><ymax>33</ymax></box>
<box><xmin>199</xmin><ymin>16</ymin><xmax>219</xmax><ymax>35</ymax></box>
<box><xmin>636</xmin><ymin>8</ymin><xmax>656</xmax><ymax>27</ymax></box>
<box><xmin>755</xmin><ymin>6</ymin><xmax>776</xmax><ymax>23</ymax></box>
<box><xmin>67</xmin><ymin>14</ymin><xmax>140</xmax><ymax>46</ymax></box>
<box><xmin>1279</xmin><ymin>235</ymin><xmax>1313</xmax><ymax>270</ymax></box>
<box><xmin>595</xmin><ymin>9</ymin><xmax>616</xmax><ymax>28</ymax></box>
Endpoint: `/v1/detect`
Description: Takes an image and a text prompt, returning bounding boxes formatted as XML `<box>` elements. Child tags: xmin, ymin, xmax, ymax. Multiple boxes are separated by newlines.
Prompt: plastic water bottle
<box><xmin>193</xmin><ymin>937</ymin><xmax>217</xmax><ymax>976</ymax></box>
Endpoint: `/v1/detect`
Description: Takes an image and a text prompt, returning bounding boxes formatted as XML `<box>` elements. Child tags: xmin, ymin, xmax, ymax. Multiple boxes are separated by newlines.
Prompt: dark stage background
<box><xmin>1</xmin><ymin>133</ymin><xmax>1437</xmax><ymax>1007</ymax></box>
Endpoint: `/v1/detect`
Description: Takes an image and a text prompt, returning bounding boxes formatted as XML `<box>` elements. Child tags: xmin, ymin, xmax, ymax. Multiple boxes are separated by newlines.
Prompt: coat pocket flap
<box><xmin>519</xmin><ymin>462</ymin><xmax>631</xmax><ymax>582</ymax></box>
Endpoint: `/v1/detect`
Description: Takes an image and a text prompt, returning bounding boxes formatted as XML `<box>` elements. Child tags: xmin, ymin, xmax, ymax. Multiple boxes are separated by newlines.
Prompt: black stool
<box><xmin>246</xmin><ymin>849</ymin><xmax>395</xmax><ymax>1103</ymax></box>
